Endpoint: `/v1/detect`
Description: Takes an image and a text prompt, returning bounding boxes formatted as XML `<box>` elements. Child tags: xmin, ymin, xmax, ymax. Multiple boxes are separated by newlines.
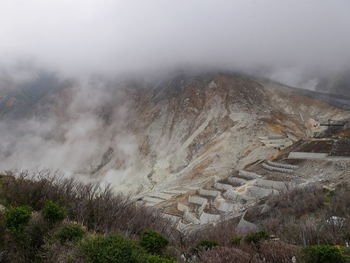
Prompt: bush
<box><xmin>54</xmin><ymin>223</ymin><xmax>86</xmax><ymax>244</ymax></box>
<box><xmin>4</xmin><ymin>205</ymin><xmax>32</xmax><ymax>236</ymax></box>
<box><xmin>196</xmin><ymin>240</ymin><xmax>219</xmax><ymax>251</ymax></box>
<box><xmin>231</xmin><ymin>236</ymin><xmax>242</xmax><ymax>246</ymax></box>
<box><xmin>146</xmin><ymin>254</ymin><xmax>177</xmax><ymax>263</ymax></box>
<box><xmin>41</xmin><ymin>200</ymin><xmax>66</xmax><ymax>224</ymax></box>
<box><xmin>245</xmin><ymin>231</ymin><xmax>269</xmax><ymax>244</ymax></box>
<box><xmin>1</xmin><ymin>171</ymin><xmax>171</xmax><ymax>236</ymax></box>
<box><xmin>140</xmin><ymin>230</ymin><xmax>169</xmax><ymax>254</ymax></box>
<box><xmin>80</xmin><ymin>234</ymin><xmax>147</xmax><ymax>263</ymax></box>
<box><xmin>303</xmin><ymin>245</ymin><xmax>345</xmax><ymax>263</ymax></box>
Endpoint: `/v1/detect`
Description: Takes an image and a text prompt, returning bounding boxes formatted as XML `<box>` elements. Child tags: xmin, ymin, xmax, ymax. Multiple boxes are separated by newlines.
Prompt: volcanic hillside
<box><xmin>0</xmin><ymin>72</ymin><xmax>349</xmax><ymax>231</ymax></box>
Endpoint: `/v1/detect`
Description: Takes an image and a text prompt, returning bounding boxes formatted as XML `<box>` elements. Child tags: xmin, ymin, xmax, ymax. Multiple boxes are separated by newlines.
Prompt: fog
<box><xmin>0</xmin><ymin>1</ymin><xmax>350</xmax><ymax>191</ymax></box>
<box><xmin>1</xmin><ymin>0</ymin><xmax>350</xmax><ymax>87</ymax></box>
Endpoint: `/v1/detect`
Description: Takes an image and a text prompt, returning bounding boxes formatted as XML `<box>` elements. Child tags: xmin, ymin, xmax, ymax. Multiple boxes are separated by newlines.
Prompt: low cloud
<box><xmin>0</xmin><ymin>0</ymin><xmax>349</xmax><ymax>82</ymax></box>
<box><xmin>0</xmin><ymin>0</ymin><xmax>349</xmax><ymax>191</ymax></box>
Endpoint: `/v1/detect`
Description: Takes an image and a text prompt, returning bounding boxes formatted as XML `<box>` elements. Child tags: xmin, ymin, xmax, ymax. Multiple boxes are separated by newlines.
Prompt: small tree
<box><xmin>80</xmin><ymin>234</ymin><xmax>146</xmax><ymax>263</ymax></box>
<box><xmin>140</xmin><ymin>230</ymin><xmax>169</xmax><ymax>254</ymax></box>
<box><xmin>41</xmin><ymin>200</ymin><xmax>66</xmax><ymax>225</ymax></box>
<box><xmin>54</xmin><ymin>223</ymin><xmax>86</xmax><ymax>244</ymax></box>
<box><xmin>4</xmin><ymin>205</ymin><xmax>32</xmax><ymax>237</ymax></box>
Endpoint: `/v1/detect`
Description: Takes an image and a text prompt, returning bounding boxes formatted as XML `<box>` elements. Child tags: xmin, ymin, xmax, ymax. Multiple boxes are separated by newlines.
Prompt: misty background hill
<box><xmin>0</xmin><ymin>70</ymin><xmax>348</xmax><ymax>195</ymax></box>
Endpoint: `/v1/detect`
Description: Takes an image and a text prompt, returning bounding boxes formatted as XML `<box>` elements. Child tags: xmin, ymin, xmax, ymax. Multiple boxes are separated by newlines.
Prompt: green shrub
<box><xmin>41</xmin><ymin>200</ymin><xmax>66</xmax><ymax>224</ymax></box>
<box><xmin>303</xmin><ymin>245</ymin><xmax>345</xmax><ymax>263</ymax></box>
<box><xmin>245</xmin><ymin>231</ymin><xmax>269</xmax><ymax>244</ymax></box>
<box><xmin>140</xmin><ymin>230</ymin><xmax>169</xmax><ymax>254</ymax></box>
<box><xmin>196</xmin><ymin>240</ymin><xmax>219</xmax><ymax>251</ymax></box>
<box><xmin>231</xmin><ymin>236</ymin><xmax>242</xmax><ymax>246</ymax></box>
<box><xmin>4</xmin><ymin>205</ymin><xmax>32</xmax><ymax>236</ymax></box>
<box><xmin>54</xmin><ymin>223</ymin><xmax>86</xmax><ymax>244</ymax></box>
<box><xmin>80</xmin><ymin>234</ymin><xmax>147</xmax><ymax>263</ymax></box>
<box><xmin>146</xmin><ymin>254</ymin><xmax>177</xmax><ymax>263</ymax></box>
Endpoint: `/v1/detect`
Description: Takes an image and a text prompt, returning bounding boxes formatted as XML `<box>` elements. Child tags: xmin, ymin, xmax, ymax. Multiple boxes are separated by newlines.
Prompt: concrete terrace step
<box><xmin>246</xmin><ymin>186</ymin><xmax>279</xmax><ymax>199</ymax></box>
<box><xmin>262</xmin><ymin>141</ymin><xmax>293</xmax><ymax>148</ymax></box>
<box><xmin>162</xmin><ymin>186</ymin><xmax>198</xmax><ymax>195</ymax></box>
<box><xmin>262</xmin><ymin>163</ymin><xmax>294</xmax><ymax>173</ymax></box>
<box><xmin>162</xmin><ymin>189</ymin><xmax>188</xmax><ymax>195</ymax></box>
<box><xmin>188</xmin><ymin>195</ymin><xmax>208</xmax><ymax>206</ymax></box>
<box><xmin>188</xmin><ymin>195</ymin><xmax>209</xmax><ymax>216</ymax></box>
<box><xmin>183</xmin><ymin>211</ymin><xmax>200</xmax><ymax>224</ymax></box>
<box><xmin>214</xmin><ymin>198</ymin><xmax>237</xmax><ymax>212</ymax></box>
<box><xmin>259</xmin><ymin>135</ymin><xmax>293</xmax><ymax>149</ymax></box>
<box><xmin>253</xmin><ymin>178</ymin><xmax>288</xmax><ymax>191</ymax></box>
<box><xmin>161</xmin><ymin>213</ymin><xmax>182</xmax><ymax>224</ymax></box>
<box><xmin>213</xmin><ymin>182</ymin><xmax>234</xmax><ymax>191</ymax></box>
<box><xmin>222</xmin><ymin>190</ymin><xmax>252</xmax><ymax>202</ymax></box>
<box><xmin>222</xmin><ymin>212</ymin><xmax>244</xmax><ymax>222</ymax></box>
<box><xmin>198</xmin><ymin>188</ymin><xmax>220</xmax><ymax>198</ymax></box>
<box><xmin>266</xmin><ymin>160</ymin><xmax>299</xmax><ymax>170</ymax></box>
<box><xmin>177</xmin><ymin>202</ymin><xmax>189</xmax><ymax>212</ymax></box>
<box><xmin>238</xmin><ymin>170</ymin><xmax>262</xmax><ymax>180</ymax></box>
<box><xmin>288</xmin><ymin>152</ymin><xmax>329</xmax><ymax>159</ymax></box>
<box><xmin>176</xmin><ymin>220</ymin><xmax>191</xmax><ymax>232</ymax></box>
<box><xmin>227</xmin><ymin>177</ymin><xmax>247</xmax><ymax>186</ymax></box>
<box><xmin>142</xmin><ymin>196</ymin><xmax>166</xmax><ymax>206</ymax></box>
<box><xmin>147</xmin><ymin>192</ymin><xmax>174</xmax><ymax>200</ymax></box>
<box><xmin>199</xmin><ymin>212</ymin><xmax>221</xmax><ymax>224</ymax></box>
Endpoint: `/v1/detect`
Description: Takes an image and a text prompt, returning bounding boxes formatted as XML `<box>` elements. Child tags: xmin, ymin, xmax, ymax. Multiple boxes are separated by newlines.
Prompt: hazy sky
<box><xmin>1</xmin><ymin>0</ymin><xmax>350</xmax><ymax>186</ymax></box>
<box><xmin>1</xmin><ymin>0</ymin><xmax>350</xmax><ymax>80</ymax></box>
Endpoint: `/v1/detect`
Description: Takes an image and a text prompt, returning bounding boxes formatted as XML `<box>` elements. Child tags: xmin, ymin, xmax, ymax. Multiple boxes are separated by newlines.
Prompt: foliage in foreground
<box><xmin>54</xmin><ymin>223</ymin><xmax>86</xmax><ymax>244</ymax></box>
<box><xmin>4</xmin><ymin>205</ymin><xmax>32</xmax><ymax>237</ymax></box>
<box><xmin>41</xmin><ymin>200</ymin><xmax>66</xmax><ymax>225</ymax></box>
<box><xmin>1</xmin><ymin>202</ymin><xmax>174</xmax><ymax>262</ymax></box>
<box><xmin>140</xmin><ymin>229</ymin><xmax>170</xmax><ymax>254</ymax></box>
<box><xmin>0</xmin><ymin>172</ymin><xmax>349</xmax><ymax>262</ymax></box>
<box><xmin>79</xmin><ymin>234</ymin><xmax>147</xmax><ymax>263</ymax></box>
<box><xmin>0</xmin><ymin>171</ymin><xmax>172</xmax><ymax>236</ymax></box>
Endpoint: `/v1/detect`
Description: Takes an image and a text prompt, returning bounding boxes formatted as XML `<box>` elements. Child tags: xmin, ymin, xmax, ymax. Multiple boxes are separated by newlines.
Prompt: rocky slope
<box><xmin>99</xmin><ymin>73</ymin><xmax>347</xmax><ymax>194</ymax></box>
<box><xmin>0</xmin><ymin>72</ymin><xmax>349</xmax><ymax>230</ymax></box>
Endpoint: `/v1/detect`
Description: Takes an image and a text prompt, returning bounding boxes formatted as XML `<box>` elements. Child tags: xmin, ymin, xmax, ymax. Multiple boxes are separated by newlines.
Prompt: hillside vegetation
<box><xmin>0</xmin><ymin>171</ymin><xmax>349</xmax><ymax>262</ymax></box>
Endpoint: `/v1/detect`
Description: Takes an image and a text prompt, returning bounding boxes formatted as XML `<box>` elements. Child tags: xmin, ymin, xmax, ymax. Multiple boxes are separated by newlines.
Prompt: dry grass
<box><xmin>1</xmin><ymin>170</ymin><xmax>175</xmax><ymax>239</ymax></box>
<box><xmin>246</xmin><ymin>183</ymin><xmax>350</xmax><ymax>246</ymax></box>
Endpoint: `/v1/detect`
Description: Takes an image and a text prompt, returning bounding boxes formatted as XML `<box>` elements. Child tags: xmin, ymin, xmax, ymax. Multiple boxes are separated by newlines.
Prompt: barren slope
<box><xmin>1</xmin><ymin>73</ymin><xmax>349</xmax><ymax>221</ymax></box>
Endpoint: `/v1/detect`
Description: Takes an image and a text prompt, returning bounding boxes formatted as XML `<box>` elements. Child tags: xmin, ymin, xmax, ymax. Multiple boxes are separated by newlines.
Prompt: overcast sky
<box><xmin>0</xmin><ymin>0</ymin><xmax>349</xmax><ymax>181</ymax></box>
<box><xmin>1</xmin><ymin>0</ymin><xmax>350</xmax><ymax>80</ymax></box>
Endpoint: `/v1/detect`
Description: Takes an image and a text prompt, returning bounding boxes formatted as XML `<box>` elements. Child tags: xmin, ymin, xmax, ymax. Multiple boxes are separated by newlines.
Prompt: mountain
<box><xmin>91</xmin><ymin>73</ymin><xmax>348</xmax><ymax>192</ymax></box>
<box><xmin>0</xmin><ymin>71</ymin><xmax>349</xmax><ymax>230</ymax></box>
